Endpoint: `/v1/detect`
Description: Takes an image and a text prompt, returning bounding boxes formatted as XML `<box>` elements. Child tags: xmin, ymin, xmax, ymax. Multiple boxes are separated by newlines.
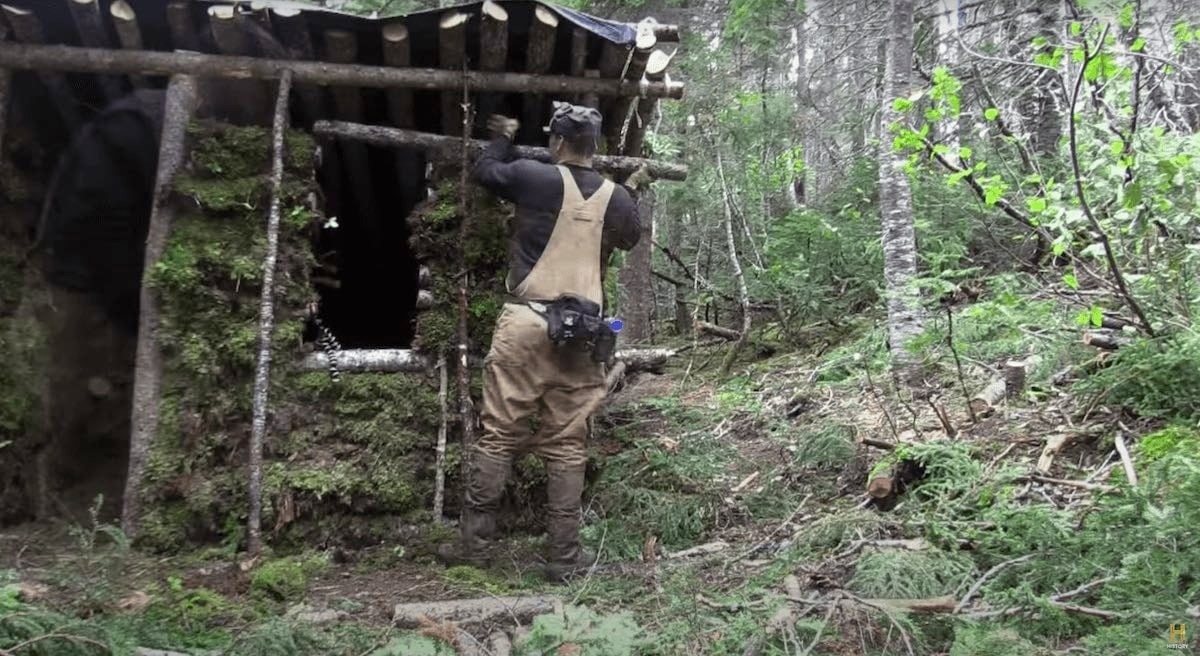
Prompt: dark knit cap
<box><xmin>546</xmin><ymin>101</ymin><xmax>602</xmax><ymax>138</ymax></box>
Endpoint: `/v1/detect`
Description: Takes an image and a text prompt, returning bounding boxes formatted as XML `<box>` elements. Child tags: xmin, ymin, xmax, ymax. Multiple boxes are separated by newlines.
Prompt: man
<box><xmin>438</xmin><ymin>102</ymin><xmax>651</xmax><ymax>581</ymax></box>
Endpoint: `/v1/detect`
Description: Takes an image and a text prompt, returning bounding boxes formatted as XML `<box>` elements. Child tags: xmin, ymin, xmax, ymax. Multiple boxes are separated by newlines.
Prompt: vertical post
<box><xmin>324</xmin><ymin>29</ymin><xmax>379</xmax><ymax>239</ymax></box>
<box><xmin>110</xmin><ymin>0</ymin><xmax>149</xmax><ymax>89</ymax></box>
<box><xmin>521</xmin><ymin>6</ymin><xmax>558</xmax><ymax>141</ymax></box>
<box><xmin>1</xmin><ymin>4</ymin><xmax>82</xmax><ymax>129</ymax></box>
<box><xmin>67</xmin><ymin>0</ymin><xmax>124</xmax><ymax>102</ymax></box>
<box><xmin>433</xmin><ymin>355</ymin><xmax>448</xmax><ymax>522</ymax></box>
<box><xmin>247</xmin><ymin>70</ymin><xmax>293</xmax><ymax>556</ymax></box>
<box><xmin>439</xmin><ymin>11</ymin><xmax>469</xmax><ymax>136</ymax></box>
<box><xmin>476</xmin><ymin>1</ymin><xmax>508</xmax><ymax>129</ymax></box>
<box><xmin>165</xmin><ymin>1</ymin><xmax>201</xmax><ymax>52</ymax></box>
<box><xmin>0</xmin><ymin>20</ymin><xmax>10</xmax><ymax>162</ymax></box>
<box><xmin>456</xmin><ymin>68</ymin><xmax>477</xmax><ymax>509</ymax></box>
<box><xmin>208</xmin><ymin>5</ymin><xmax>270</xmax><ymax>124</ymax></box>
<box><xmin>122</xmin><ymin>75</ymin><xmax>199</xmax><ymax>538</ymax></box>
<box><xmin>604</xmin><ymin>20</ymin><xmax>656</xmax><ymax>154</ymax></box>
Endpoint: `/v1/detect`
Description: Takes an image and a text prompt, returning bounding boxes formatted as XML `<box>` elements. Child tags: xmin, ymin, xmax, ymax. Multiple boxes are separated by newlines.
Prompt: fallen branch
<box><xmin>1021</xmin><ymin>474</ymin><xmax>1119</xmax><ymax>494</ymax></box>
<box><xmin>665</xmin><ymin>541</ymin><xmax>729</xmax><ymax>559</ymax></box>
<box><xmin>1036</xmin><ymin>434</ymin><xmax>1073</xmax><ymax>474</ymax></box>
<box><xmin>695</xmin><ymin>320</ymin><xmax>740</xmax><ymax>341</ymax></box>
<box><xmin>730</xmin><ymin>471</ymin><xmax>759</xmax><ymax>493</ymax></box>
<box><xmin>392</xmin><ymin>596</ymin><xmax>557</xmax><ymax>628</ymax></box>
<box><xmin>954</xmin><ymin>554</ymin><xmax>1035</xmax><ymax>613</ymax></box>
<box><xmin>1114</xmin><ymin>434</ymin><xmax>1137</xmax><ymax>487</ymax></box>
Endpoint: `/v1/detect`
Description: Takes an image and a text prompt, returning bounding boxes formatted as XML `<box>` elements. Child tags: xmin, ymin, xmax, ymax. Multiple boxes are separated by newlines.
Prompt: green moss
<box><xmin>187</xmin><ymin>122</ymin><xmax>315</xmax><ymax>179</ymax></box>
<box><xmin>1139</xmin><ymin>425</ymin><xmax>1200</xmax><ymax>462</ymax></box>
<box><xmin>249</xmin><ymin>553</ymin><xmax>329</xmax><ymax>601</ymax></box>
<box><xmin>138</xmin><ymin>502</ymin><xmax>192</xmax><ymax>552</ymax></box>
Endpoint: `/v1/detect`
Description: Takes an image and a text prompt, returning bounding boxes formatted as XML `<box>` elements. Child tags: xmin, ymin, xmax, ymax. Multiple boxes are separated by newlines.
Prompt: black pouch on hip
<box><xmin>539</xmin><ymin>294</ymin><xmax>615</xmax><ymax>363</ymax></box>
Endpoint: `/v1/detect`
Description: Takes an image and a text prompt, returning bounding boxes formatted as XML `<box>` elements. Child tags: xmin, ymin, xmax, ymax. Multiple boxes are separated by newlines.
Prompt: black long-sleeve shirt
<box><xmin>473</xmin><ymin>137</ymin><xmax>641</xmax><ymax>288</ymax></box>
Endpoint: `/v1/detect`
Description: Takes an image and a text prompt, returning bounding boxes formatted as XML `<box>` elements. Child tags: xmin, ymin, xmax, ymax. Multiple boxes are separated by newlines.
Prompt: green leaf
<box><xmin>984</xmin><ymin>108</ymin><xmax>999</xmax><ymax>121</ymax></box>
<box><xmin>1110</xmin><ymin>140</ymin><xmax>1126</xmax><ymax>157</ymax></box>
<box><xmin>1071</xmin><ymin>21</ymin><xmax>1083</xmax><ymax>36</ymax></box>
<box><xmin>892</xmin><ymin>98</ymin><xmax>913</xmax><ymax>112</ymax></box>
<box><xmin>1131</xmin><ymin>37</ymin><xmax>1146</xmax><ymax>52</ymax></box>
<box><xmin>1075</xmin><ymin>310</ymin><xmax>1092</xmax><ymax>327</ymax></box>
<box><xmin>1124</xmin><ymin>181</ymin><xmax>1143</xmax><ymax>208</ymax></box>
<box><xmin>1064</xmin><ymin>273</ymin><xmax>1079</xmax><ymax>289</ymax></box>
<box><xmin>1026</xmin><ymin>197</ymin><xmax>1047</xmax><ymax>212</ymax></box>
<box><xmin>1090</xmin><ymin>306</ymin><xmax>1104</xmax><ymax>327</ymax></box>
<box><xmin>985</xmin><ymin>185</ymin><xmax>1004</xmax><ymax>206</ymax></box>
<box><xmin>958</xmin><ymin>146</ymin><xmax>973</xmax><ymax>160</ymax></box>
<box><xmin>1032</xmin><ymin>35</ymin><xmax>1049</xmax><ymax>49</ymax></box>
<box><xmin>1118</xmin><ymin>4</ymin><xmax>1134</xmax><ymax>29</ymax></box>
<box><xmin>1052</xmin><ymin>242</ymin><xmax>1067</xmax><ymax>257</ymax></box>
<box><xmin>925</xmin><ymin>107</ymin><xmax>944</xmax><ymax>121</ymax></box>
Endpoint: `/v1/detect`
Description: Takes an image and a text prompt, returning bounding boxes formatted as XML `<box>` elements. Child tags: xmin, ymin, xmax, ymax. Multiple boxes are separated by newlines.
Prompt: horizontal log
<box><xmin>969</xmin><ymin>379</ymin><xmax>1006</xmax><ymax>417</ymax></box>
<box><xmin>393</xmin><ymin>595</ymin><xmax>556</xmax><ymax>628</ymax></box>
<box><xmin>0</xmin><ymin>42</ymin><xmax>685</xmax><ymax>99</ymax></box>
<box><xmin>313</xmin><ymin>120</ymin><xmax>688</xmax><ymax>181</ymax></box>
<box><xmin>298</xmin><ymin>347</ymin><xmax>675</xmax><ymax>374</ymax></box>
<box><xmin>640</xmin><ymin>22</ymin><xmax>679</xmax><ymax>42</ymax></box>
<box><xmin>694</xmin><ymin>320</ymin><xmax>739</xmax><ymax>341</ymax></box>
<box><xmin>299</xmin><ymin>349</ymin><xmax>433</xmax><ymax>374</ymax></box>
<box><xmin>1083</xmin><ymin>330</ymin><xmax>1130</xmax><ymax>350</ymax></box>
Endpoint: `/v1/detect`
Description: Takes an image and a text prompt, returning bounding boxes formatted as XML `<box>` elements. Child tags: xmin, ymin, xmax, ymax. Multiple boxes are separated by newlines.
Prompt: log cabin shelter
<box><xmin>1</xmin><ymin>0</ymin><xmax>685</xmax><ymax>348</ymax></box>
<box><xmin>0</xmin><ymin>0</ymin><xmax>686</xmax><ymax>524</ymax></box>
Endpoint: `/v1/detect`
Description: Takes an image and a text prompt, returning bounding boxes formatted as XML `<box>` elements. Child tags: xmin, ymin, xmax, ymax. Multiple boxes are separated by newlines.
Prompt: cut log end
<box><xmin>533</xmin><ymin>5</ymin><xmax>559</xmax><ymax>28</ymax></box>
<box><xmin>382</xmin><ymin>22</ymin><xmax>409</xmax><ymax>43</ymax></box>
<box><xmin>439</xmin><ymin>11</ymin><xmax>469</xmax><ymax>30</ymax></box>
<box><xmin>110</xmin><ymin>0</ymin><xmax>135</xmax><ymax>21</ymax></box>
<box><xmin>969</xmin><ymin>379</ymin><xmax>1007</xmax><ymax>418</ymax></box>
<box><xmin>867</xmin><ymin>477</ymin><xmax>893</xmax><ymax>499</ymax></box>
<box><xmin>1</xmin><ymin>5</ymin><xmax>32</xmax><ymax>18</ymax></box>
<box><xmin>481</xmin><ymin>0</ymin><xmax>508</xmax><ymax>21</ymax></box>
<box><xmin>635</xmin><ymin>19</ymin><xmax>658</xmax><ymax>50</ymax></box>
<box><xmin>208</xmin><ymin>5</ymin><xmax>235</xmax><ymax>20</ymax></box>
<box><xmin>646</xmin><ymin>49</ymin><xmax>673</xmax><ymax>77</ymax></box>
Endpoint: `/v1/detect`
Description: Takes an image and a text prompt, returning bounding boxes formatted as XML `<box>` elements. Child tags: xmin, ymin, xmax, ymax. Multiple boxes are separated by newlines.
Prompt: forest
<box><xmin>2</xmin><ymin>0</ymin><xmax>1200</xmax><ymax>654</ymax></box>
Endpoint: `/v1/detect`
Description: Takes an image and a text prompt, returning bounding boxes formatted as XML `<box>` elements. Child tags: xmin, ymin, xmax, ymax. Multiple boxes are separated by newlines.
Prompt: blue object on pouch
<box><xmin>607</xmin><ymin>318</ymin><xmax>624</xmax><ymax>333</ymax></box>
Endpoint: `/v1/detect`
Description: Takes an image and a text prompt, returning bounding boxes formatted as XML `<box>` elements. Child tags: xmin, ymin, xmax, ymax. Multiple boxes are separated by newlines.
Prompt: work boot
<box><xmin>543</xmin><ymin>462</ymin><xmax>597</xmax><ymax>583</ymax></box>
<box><xmin>435</xmin><ymin>508</ymin><xmax>495</xmax><ymax>568</ymax></box>
<box><xmin>436</xmin><ymin>450</ymin><xmax>511</xmax><ymax>568</ymax></box>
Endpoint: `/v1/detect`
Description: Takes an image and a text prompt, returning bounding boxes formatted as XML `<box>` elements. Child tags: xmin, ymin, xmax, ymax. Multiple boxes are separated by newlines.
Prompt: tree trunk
<box><xmin>715</xmin><ymin>150</ymin><xmax>752</xmax><ymax>376</ymax></box>
<box><xmin>618</xmin><ymin>189</ymin><xmax>655</xmax><ymax>343</ymax></box>
<box><xmin>122</xmin><ymin>75</ymin><xmax>199</xmax><ymax>538</ymax></box>
<box><xmin>793</xmin><ymin>17</ymin><xmax>809</xmax><ymax>206</ymax></box>
<box><xmin>246</xmin><ymin>70</ymin><xmax>293</xmax><ymax>557</ymax></box>
<box><xmin>879</xmin><ymin>0</ymin><xmax>923</xmax><ymax>384</ymax></box>
<box><xmin>1028</xmin><ymin>2</ymin><xmax>1061</xmax><ymax>157</ymax></box>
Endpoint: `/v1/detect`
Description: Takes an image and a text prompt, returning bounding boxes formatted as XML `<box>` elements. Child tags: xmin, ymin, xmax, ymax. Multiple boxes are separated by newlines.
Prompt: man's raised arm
<box><xmin>472</xmin><ymin>115</ymin><xmax>526</xmax><ymax>202</ymax></box>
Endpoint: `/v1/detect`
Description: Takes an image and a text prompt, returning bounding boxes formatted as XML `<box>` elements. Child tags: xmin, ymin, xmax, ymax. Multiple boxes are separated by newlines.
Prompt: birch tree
<box><xmin>878</xmin><ymin>0</ymin><xmax>923</xmax><ymax>383</ymax></box>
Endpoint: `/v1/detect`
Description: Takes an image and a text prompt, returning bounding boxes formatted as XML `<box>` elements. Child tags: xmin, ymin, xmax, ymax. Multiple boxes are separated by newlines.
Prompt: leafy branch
<box><xmin>1067</xmin><ymin>23</ymin><xmax>1155</xmax><ymax>336</ymax></box>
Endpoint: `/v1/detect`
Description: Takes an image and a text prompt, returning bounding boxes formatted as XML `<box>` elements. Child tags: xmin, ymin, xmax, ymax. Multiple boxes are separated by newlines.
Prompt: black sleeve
<box><xmin>472</xmin><ymin>136</ymin><xmax>528</xmax><ymax>203</ymax></box>
<box><xmin>604</xmin><ymin>184</ymin><xmax>641</xmax><ymax>251</ymax></box>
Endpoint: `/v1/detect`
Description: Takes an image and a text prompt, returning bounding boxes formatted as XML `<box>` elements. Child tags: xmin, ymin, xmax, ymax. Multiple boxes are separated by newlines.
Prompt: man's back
<box><xmin>473</xmin><ymin>139</ymin><xmax>641</xmax><ymax>291</ymax></box>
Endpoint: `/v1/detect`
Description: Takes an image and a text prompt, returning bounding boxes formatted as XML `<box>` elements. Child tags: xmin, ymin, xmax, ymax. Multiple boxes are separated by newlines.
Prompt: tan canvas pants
<box><xmin>463</xmin><ymin>166</ymin><xmax>614</xmax><ymax>569</ymax></box>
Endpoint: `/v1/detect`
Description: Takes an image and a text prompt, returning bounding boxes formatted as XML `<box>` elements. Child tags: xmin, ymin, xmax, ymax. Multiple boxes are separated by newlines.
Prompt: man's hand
<box><xmin>624</xmin><ymin>165</ymin><xmax>654</xmax><ymax>191</ymax></box>
<box><xmin>487</xmin><ymin>114</ymin><xmax>520</xmax><ymax>140</ymax></box>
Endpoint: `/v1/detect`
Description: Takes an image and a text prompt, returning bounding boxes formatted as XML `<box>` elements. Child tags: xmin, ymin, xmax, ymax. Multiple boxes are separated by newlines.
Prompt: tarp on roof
<box><xmin>190</xmin><ymin>0</ymin><xmax>637</xmax><ymax>45</ymax></box>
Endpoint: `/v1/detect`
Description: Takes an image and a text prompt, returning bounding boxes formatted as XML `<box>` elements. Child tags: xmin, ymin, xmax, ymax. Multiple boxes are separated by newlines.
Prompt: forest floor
<box><xmin>3</xmin><ymin>289</ymin><xmax>1199</xmax><ymax>655</ymax></box>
